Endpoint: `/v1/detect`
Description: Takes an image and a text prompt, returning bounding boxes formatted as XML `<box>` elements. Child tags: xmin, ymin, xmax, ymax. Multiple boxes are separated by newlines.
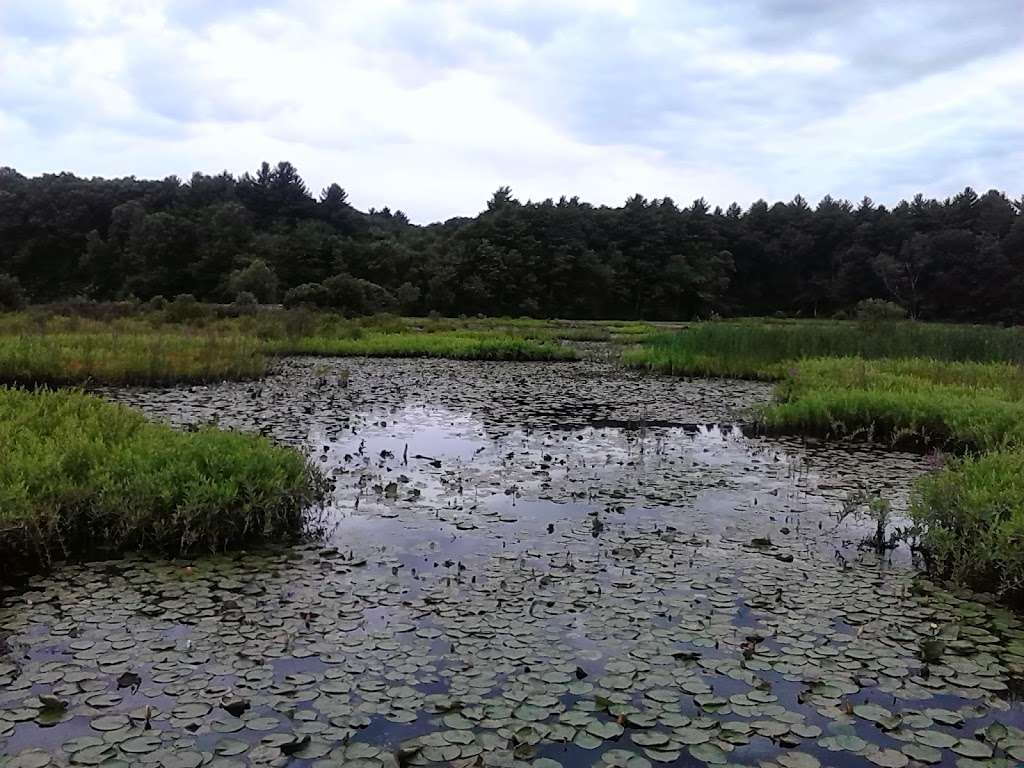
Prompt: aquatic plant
<box><xmin>628</xmin><ymin>320</ymin><xmax>1024</xmax><ymax>598</ymax></box>
<box><xmin>265</xmin><ymin>332</ymin><xmax>576</xmax><ymax>361</ymax></box>
<box><xmin>626</xmin><ymin>320</ymin><xmax>1024</xmax><ymax>378</ymax></box>
<box><xmin>912</xmin><ymin>449</ymin><xmax>1024</xmax><ymax>600</ymax></box>
<box><xmin>0</xmin><ymin>313</ymin><xmax>581</xmax><ymax>385</ymax></box>
<box><xmin>0</xmin><ymin>331</ymin><xmax>266</xmax><ymax>385</ymax></box>
<box><xmin>0</xmin><ymin>388</ymin><xmax>325</xmax><ymax>576</ymax></box>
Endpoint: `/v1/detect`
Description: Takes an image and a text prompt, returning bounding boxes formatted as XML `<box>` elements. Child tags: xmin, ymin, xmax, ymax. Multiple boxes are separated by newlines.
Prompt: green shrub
<box><xmin>166</xmin><ymin>293</ymin><xmax>209</xmax><ymax>323</ymax></box>
<box><xmin>322</xmin><ymin>273</ymin><xmax>398</xmax><ymax>316</ymax></box>
<box><xmin>913</xmin><ymin>450</ymin><xmax>1024</xmax><ymax>599</ymax></box>
<box><xmin>0</xmin><ymin>388</ymin><xmax>325</xmax><ymax>575</ymax></box>
<box><xmin>855</xmin><ymin>298</ymin><xmax>907</xmax><ymax>322</ymax></box>
<box><xmin>227</xmin><ymin>259</ymin><xmax>279</xmax><ymax>304</ymax></box>
<box><xmin>284</xmin><ymin>283</ymin><xmax>330</xmax><ymax>308</ymax></box>
<box><xmin>0</xmin><ymin>273</ymin><xmax>27</xmax><ymax>311</ymax></box>
<box><xmin>234</xmin><ymin>291</ymin><xmax>258</xmax><ymax>307</ymax></box>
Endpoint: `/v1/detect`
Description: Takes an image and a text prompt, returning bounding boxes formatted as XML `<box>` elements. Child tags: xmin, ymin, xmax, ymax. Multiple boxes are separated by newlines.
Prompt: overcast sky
<box><xmin>1</xmin><ymin>0</ymin><xmax>1022</xmax><ymax>222</ymax></box>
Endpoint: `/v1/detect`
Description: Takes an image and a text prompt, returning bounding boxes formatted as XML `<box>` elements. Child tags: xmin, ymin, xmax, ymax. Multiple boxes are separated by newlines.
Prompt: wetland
<box><xmin>3</xmin><ymin>350</ymin><xmax>1024</xmax><ymax>768</ymax></box>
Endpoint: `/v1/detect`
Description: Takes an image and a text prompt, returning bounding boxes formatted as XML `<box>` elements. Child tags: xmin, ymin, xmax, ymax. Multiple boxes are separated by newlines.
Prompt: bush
<box><xmin>146</xmin><ymin>295</ymin><xmax>168</xmax><ymax>312</ymax></box>
<box><xmin>322</xmin><ymin>273</ymin><xmax>398</xmax><ymax>316</ymax></box>
<box><xmin>283</xmin><ymin>283</ymin><xmax>330</xmax><ymax>309</ymax></box>
<box><xmin>855</xmin><ymin>298</ymin><xmax>907</xmax><ymax>322</ymax></box>
<box><xmin>227</xmin><ymin>259</ymin><xmax>279</xmax><ymax>304</ymax></box>
<box><xmin>396</xmin><ymin>281</ymin><xmax>421</xmax><ymax>314</ymax></box>
<box><xmin>913</xmin><ymin>450</ymin><xmax>1024</xmax><ymax>599</ymax></box>
<box><xmin>165</xmin><ymin>293</ymin><xmax>208</xmax><ymax>323</ymax></box>
<box><xmin>0</xmin><ymin>388</ymin><xmax>325</xmax><ymax>576</ymax></box>
<box><xmin>0</xmin><ymin>273</ymin><xmax>27</xmax><ymax>311</ymax></box>
<box><xmin>234</xmin><ymin>291</ymin><xmax>258</xmax><ymax>307</ymax></box>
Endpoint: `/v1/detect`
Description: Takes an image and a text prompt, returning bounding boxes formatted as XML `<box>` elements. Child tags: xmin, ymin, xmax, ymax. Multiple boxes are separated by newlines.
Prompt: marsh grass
<box><xmin>913</xmin><ymin>451</ymin><xmax>1024</xmax><ymax>600</ymax></box>
<box><xmin>628</xmin><ymin>318</ymin><xmax>1024</xmax><ymax>599</ymax></box>
<box><xmin>267</xmin><ymin>331</ymin><xmax>576</xmax><ymax>360</ymax></box>
<box><xmin>0</xmin><ymin>311</ymin><xmax>583</xmax><ymax>385</ymax></box>
<box><xmin>626</xmin><ymin>319</ymin><xmax>1024</xmax><ymax>378</ymax></box>
<box><xmin>0</xmin><ymin>332</ymin><xmax>266</xmax><ymax>385</ymax></box>
<box><xmin>0</xmin><ymin>388</ymin><xmax>325</xmax><ymax>576</ymax></box>
<box><xmin>768</xmin><ymin>358</ymin><xmax>1024</xmax><ymax>451</ymax></box>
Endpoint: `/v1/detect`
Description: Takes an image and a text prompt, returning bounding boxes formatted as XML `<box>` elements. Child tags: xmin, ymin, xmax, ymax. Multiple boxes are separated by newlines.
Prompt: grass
<box><xmin>625</xmin><ymin>319</ymin><xmax>1024</xmax><ymax>378</ymax></box>
<box><xmin>766</xmin><ymin>358</ymin><xmax>1024</xmax><ymax>451</ymax></box>
<box><xmin>0</xmin><ymin>311</ymin><xmax>581</xmax><ymax>385</ymax></box>
<box><xmin>628</xmin><ymin>318</ymin><xmax>1024</xmax><ymax>600</ymax></box>
<box><xmin>913</xmin><ymin>450</ymin><xmax>1024</xmax><ymax>598</ymax></box>
<box><xmin>0</xmin><ymin>332</ymin><xmax>267</xmax><ymax>385</ymax></box>
<box><xmin>0</xmin><ymin>387</ymin><xmax>325</xmax><ymax>577</ymax></box>
<box><xmin>267</xmin><ymin>331</ymin><xmax>576</xmax><ymax>360</ymax></box>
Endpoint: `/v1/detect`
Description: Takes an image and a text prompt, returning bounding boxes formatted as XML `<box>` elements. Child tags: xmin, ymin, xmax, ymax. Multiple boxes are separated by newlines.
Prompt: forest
<box><xmin>1</xmin><ymin>161</ymin><xmax>1021</xmax><ymax>322</ymax></box>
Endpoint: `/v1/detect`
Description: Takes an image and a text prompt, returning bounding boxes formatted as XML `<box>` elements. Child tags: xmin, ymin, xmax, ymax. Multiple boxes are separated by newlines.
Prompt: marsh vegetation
<box><xmin>629</xmin><ymin>318</ymin><xmax>1024</xmax><ymax>601</ymax></box>
<box><xmin>1</xmin><ymin>312</ymin><xmax>1023</xmax><ymax>768</ymax></box>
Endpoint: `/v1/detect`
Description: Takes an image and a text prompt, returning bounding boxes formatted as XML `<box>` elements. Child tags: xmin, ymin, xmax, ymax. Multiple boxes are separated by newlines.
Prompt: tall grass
<box><xmin>267</xmin><ymin>331</ymin><xmax>576</xmax><ymax>360</ymax></box>
<box><xmin>628</xmin><ymin>319</ymin><xmax>1024</xmax><ymax>600</ymax></box>
<box><xmin>913</xmin><ymin>451</ymin><xmax>1024</xmax><ymax>599</ymax></box>
<box><xmin>766</xmin><ymin>358</ymin><xmax>1024</xmax><ymax>451</ymax></box>
<box><xmin>0</xmin><ymin>312</ymin><xmax>579</xmax><ymax>385</ymax></box>
<box><xmin>0</xmin><ymin>388</ymin><xmax>325</xmax><ymax>576</ymax></box>
<box><xmin>626</xmin><ymin>320</ymin><xmax>1024</xmax><ymax>378</ymax></box>
<box><xmin>0</xmin><ymin>332</ymin><xmax>266</xmax><ymax>385</ymax></box>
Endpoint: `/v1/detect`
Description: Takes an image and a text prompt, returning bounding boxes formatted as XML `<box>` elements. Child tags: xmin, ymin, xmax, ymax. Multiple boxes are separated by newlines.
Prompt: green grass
<box><xmin>267</xmin><ymin>331</ymin><xmax>576</xmax><ymax>360</ymax></box>
<box><xmin>766</xmin><ymin>358</ymin><xmax>1024</xmax><ymax>451</ymax></box>
<box><xmin>0</xmin><ymin>387</ymin><xmax>325</xmax><ymax>576</ymax></box>
<box><xmin>0</xmin><ymin>312</ymin><xmax>581</xmax><ymax>385</ymax></box>
<box><xmin>0</xmin><ymin>332</ymin><xmax>267</xmax><ymax>385</ymax></box>
<box><xmin>628</xmin><ymin>318</ymin><xmax>1024</xmax><ymax>600</ymax></box>
<box><xmin>625</xmin><ymin>319</ymin><xmax>1024</xmax><ymax>378</ymax></box>
<box><xmin>913</xmin><ymin>451</ymin><xmax>1024</xmax><ymax>598</ymax></box>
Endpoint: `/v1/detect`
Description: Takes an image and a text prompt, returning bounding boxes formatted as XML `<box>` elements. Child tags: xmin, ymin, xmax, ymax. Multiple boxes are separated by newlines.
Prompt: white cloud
<box><xmin>0</xmin><ymin>0</ymin><xmax>1021</xmax><ymax>221</ymax></box>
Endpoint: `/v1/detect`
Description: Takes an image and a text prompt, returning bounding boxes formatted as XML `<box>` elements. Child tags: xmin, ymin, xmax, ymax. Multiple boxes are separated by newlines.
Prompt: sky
<box><xmin>1</xmin><ymin>0</ymin><xmax>1022</xmax><ymax>223</ymax></box>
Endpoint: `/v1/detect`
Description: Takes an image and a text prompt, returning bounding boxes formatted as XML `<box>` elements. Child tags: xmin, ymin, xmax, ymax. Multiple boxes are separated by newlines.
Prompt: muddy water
<box><xmin>2</xmin><ymin>357</ymin><xmax>1023</xmax><ymax>768</ymax></box>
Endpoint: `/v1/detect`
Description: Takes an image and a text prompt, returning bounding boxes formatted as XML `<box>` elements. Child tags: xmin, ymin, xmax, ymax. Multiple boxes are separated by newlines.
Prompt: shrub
<box><xmin>855</xmin><ymin>298</ymin><xmax>907</xmax><ymax>322</ymax></box>
<box><xmin>913</xmin><ymin>449</ymin><xmax>1024</xmax><ymax>599</ymax></box>
<box><xmin>396</xmin><ymin>281</ymin><xmax>421</xmax><ymax>313</ymax></box>
<box><xmin>283</xmin><ymin>282</ymin><xmax>330</xmax><ymax>309</ymax></box>
<box><xmin>234</xmin><ymin>291</ymin><xmax>258</xmax><ymax>307</ymax></box>
<box><xmin>322</xmin><ymin>273</ymin><xmax>398</xmax><ymax>316</ymax></box>
<box><xmin>146</xmin><ymin>295</ymin><xmax>168</xmax><ymax>312</ymax></box>
<box><xmin>227</xmin><ymin>258</ymin><xmax>279</xmax><ymax>304</ymax></box>
<box><xmin>0</xmin><ymin>273</ymin><xmax>27</xmax><ymax>311</ymax></box>
<box><xmin>165</xmin><ymin>293</ymin><xmax>208</xmax><ymax>323</ymax></box>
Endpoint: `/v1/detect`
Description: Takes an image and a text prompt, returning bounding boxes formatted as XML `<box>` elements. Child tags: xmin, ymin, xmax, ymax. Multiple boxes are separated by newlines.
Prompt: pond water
<box><xmin>2</xmin><ymin>357</ymin><xmax>1023</xmax><ymax>768</ymax></box>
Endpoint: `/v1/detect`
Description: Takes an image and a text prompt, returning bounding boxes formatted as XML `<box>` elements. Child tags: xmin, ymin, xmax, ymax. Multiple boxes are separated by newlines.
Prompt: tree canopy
<box><xmin>1</xmin><ymin>163</ymin><xmax>1021</xmax><ymax>321</ymax></box>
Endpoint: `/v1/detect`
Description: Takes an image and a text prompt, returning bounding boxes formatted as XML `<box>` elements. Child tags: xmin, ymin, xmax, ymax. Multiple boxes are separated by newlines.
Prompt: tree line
<box><xmin>1</xmin><ymin>161</ymin><xmax>1021</xmax><ymax>321</ymax></box>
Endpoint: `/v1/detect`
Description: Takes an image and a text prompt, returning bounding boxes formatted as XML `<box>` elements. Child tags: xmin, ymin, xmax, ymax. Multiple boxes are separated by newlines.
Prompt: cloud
<box><xmin>0</xmin><ymin>0</ymin><xmax>1021</xmax><ymax>221</ymax></box>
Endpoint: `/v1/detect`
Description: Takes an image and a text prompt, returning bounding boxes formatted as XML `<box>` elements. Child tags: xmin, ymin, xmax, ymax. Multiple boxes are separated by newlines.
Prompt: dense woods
<box><xmin>1</xmin><ymin>161</ymin><xmax>1021</xmax><ymax>322</ymax></box>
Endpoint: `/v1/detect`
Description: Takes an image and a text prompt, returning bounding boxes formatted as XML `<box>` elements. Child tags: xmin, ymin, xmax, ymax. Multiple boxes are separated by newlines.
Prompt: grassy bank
<box><xmin>625</xmin><ymin>319</ymin><xmax>1024</xmax><ymax>378</ymax></box>
<box><xmin>766</xmin><ymin>358</ymin><xmax>1024</xmax><ymax>451</ymax></box>
<box><xmin>913</xmin><ymin>450</ymin><xmax>1024</xmax><ymax>597</ymax></box>
<box><xmin>0</xmin><ymin>388</ymin><xmax>325</xmax><ymax>577</ymax></box>
<box><xmin>0</xmin><ymin>310</ymin><xmax>585</xmax><ymax>385</ymax></box>
<box><xmin>628</xmin><ymin>319</ymin><xmax>1024</xmax><ymax>600</ymax></box>
<box><xmin>268</xmin><ymin>331</ymin><xmax>575</xmax><ymax>360</ymax></box>
<box><xmin>0</xmin><ymin>332</ymin><xmax>266</xmax><ymax>385</ymax></box>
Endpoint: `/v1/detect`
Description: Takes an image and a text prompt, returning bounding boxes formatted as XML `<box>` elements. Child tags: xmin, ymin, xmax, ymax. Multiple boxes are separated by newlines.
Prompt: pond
<box><xmin>2</xmin><ymin>357</ymin><xmax>1023</xmax><ymax>768</ymax></box>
